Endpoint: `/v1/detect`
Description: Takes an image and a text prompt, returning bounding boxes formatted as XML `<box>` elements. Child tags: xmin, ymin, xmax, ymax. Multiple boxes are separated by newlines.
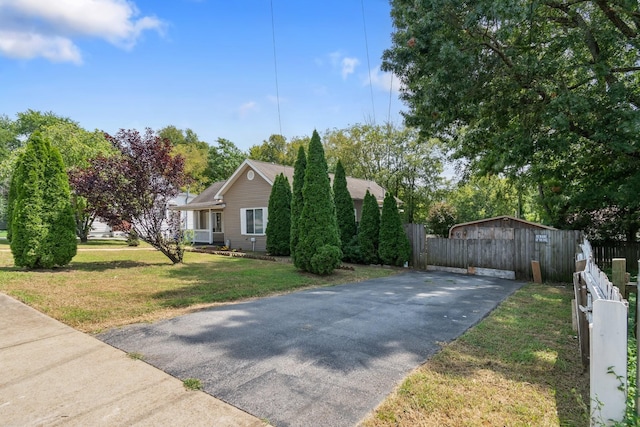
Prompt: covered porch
<box><xmin>170</xmin><ymin>201</ymin><xmax>226</xmax><ymax>245</ymax></box>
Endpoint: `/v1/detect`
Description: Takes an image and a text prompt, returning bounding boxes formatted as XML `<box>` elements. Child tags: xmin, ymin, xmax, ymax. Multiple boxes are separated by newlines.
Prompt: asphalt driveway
<box><xmin>98</xmin><ymin>270</ymin><xmax>524</xmax><ymax>427</ymax></box>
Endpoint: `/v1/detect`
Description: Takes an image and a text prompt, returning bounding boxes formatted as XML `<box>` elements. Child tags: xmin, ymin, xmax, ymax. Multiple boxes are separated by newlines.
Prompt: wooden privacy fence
<box><xmin>591</xmin><ymin>241</ymin><xmax>640</xmax><ymax>275</ymax></box>
<box><xmin>575</xmin><ymin>239</ymin><xmax>628</xmax><ymax>426</ymax></box>
<box><xmin>404</xmin><ymin>225</ymin><xmax>582</xmax><ymax>282</ymax></box>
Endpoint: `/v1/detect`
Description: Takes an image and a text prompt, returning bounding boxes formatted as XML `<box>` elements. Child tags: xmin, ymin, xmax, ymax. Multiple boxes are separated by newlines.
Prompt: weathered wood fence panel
<box><xmin>421</xmin><ymin>229</ymin><xmax>582</xmax><ymax>282</ymax></box>
<box><xmin>404</xmin><ymin>224</ymin><xmax>426</xmax><ymax>269</ymax></box>
<box><xmin>591</xmin><ymin>242</ymin><xmax>640</xmax><ymax>275</ymax></box>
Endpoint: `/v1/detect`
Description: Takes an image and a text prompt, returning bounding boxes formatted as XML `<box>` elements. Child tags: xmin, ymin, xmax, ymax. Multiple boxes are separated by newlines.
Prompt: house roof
<box><xmin>174</xmin><ymin>159</ymin><xmax>392</xmax><ymax>211</ymax></box>
<box><xmin>169</xmin><ymin>181</ymin><xmax>225</xmax><ymax>211</ymax></box>
<box><xmin>449</xmin><ymin>215</ymin><xmax>556</xmax><ymax>237</ymax></box>
<box><xmin>215</xmin><ymin>159</ymin><xmax>389</xmax><ymax>202</ymax></box>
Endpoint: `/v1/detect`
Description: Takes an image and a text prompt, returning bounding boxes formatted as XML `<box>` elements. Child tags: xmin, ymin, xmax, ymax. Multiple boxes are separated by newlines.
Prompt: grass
<box><xmin>362</xmin><ymin>283</ymin><xmax>590</xmax><ymax>427</ymax></box>
<box><xmin>1</xmin><ymin>238</ymin><xmax>589</xmax><ymax>424</ymax></box>
<box><xmin>182</xmin><ymin>378</ymin><xmax>203</xmax><ymax>391</ymax></box>
<box><xmin>0</xmin><ymin>240</ymin><xmax>397</xmax><ymax>333</ymax></box>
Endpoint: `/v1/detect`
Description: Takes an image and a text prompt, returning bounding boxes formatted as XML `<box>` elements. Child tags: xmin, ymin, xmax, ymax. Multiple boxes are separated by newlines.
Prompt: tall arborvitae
<box><xmin>290</xmin><ymin>145</ymin><xmax>306</xmax><ymax>265</ymax></box>
<box><xmin>379</xmin><ymin>192</ymin><xmax>411</xmax><ymax>266</ymax></box>
<box><xmin>10</xmin><ymin>131</ymin><xmax>77</xmax><ymax>268</ymax></box>
<box><xmin>266</xmin><ymin>173</ymin><xmax>292</xmax><ymax>255</ymax></box>
<box><xmin>295</xmin><ymin>130</ymin><xmax>342</xmax><ymax>274</ymax></box>
<box><xmin>333</xmin><ymin>160</ymin><xmax>357</xmax><ymax>259</ymax></box>
<box><xmin>358</xmin><ymin>190</ymin><xmax>380</xmax><ymax>265</ymax></box>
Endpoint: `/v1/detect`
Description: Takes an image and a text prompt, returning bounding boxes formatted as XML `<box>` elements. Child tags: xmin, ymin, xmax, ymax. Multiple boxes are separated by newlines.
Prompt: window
<box><xmin>212</xmin><ymin>212</ymin><xmax>222</xmax><ymax>233</ymax></box>
<box><xmin>241</xmin><ymin>208</ymin><xmax>267</xmax><ymax>235</ymax></box>
<box><xmin>196</xmin><ymin>210</ymin><xmax>208</xmax><ymax>229</ymax></box>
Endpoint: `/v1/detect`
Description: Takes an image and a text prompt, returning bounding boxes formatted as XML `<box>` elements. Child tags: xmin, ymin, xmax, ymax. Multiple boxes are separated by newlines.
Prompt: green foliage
<box><xmin>379</xmin><ymin>192</ymin><xmax>411</xmax><ymax>266</ymax></box>
<box><xmin>447</xmin><ymin>175</ymin><xmax>523</xmax><ymax>224</ymax></box>
<box><xmin>182</xmin><ymin>378</ymin><xmax>203</xmax><ymax>391</ymax></box>
<box><xmin>310</xmin><ymin>244</ymin><xmax>343</xmax><ymax>275</ymax></box>
<box><xmin>206</xmin><ymin>137</ymin><xmax>245</xmax><ymax>183</ymax></box>
<box><xmin>42</xmin><ymin>122</ymin><xmax>115</xmax><ymax>242</ymax></box>
<box><xmin>333</xmin><ymin>160</ymin><xmax>357</xmax><ymax>257</ymax></box>
<box><xmin>426</xmin><ymin>202</ymin><xmax>457</xmax><ymax>237</ymax></box>
<box><xmin>248</xmin><ymin>134</ymin><xmax>309</xmax><ymax>166</ymax></box>
<box><xmin>9</xmin><ymin>131</ymin><xmax>77</xmax><ymax>268</ymax></box>
<box><xmin>158</xmin><ymin>125</ymin><xmax>209</xmax><ymax>192</ymax></box>
<box><xmin>383</xmin><ymin>0</ymin><xmax>640</xmax><ymax>240</ymax></box>
<box><xmin>342</xmin><ymin>234</ymin><xmax>363</xmax><ymax>264</ymax></box>
<box><xmin>323</xmin><ymin>123</ymin><xmax>445</xmax><ymax>223</ymax></box>
<box><xmin>290</xmin><ymin>145</ymin><xmax>306</xmax><ymax>264</ymax></box>
<box><xmin>266</xmin><ymin>173</ymin><xmax>292</xmax><ymax>256</ymax></box>
<box><xmin>295</xmin><ymin>130</ymin><xmax>342</xmax><ymax>274</ymax></box>
<box><xmin>358</xmin><ymin>191</ymin><xmax>380</xmax><ymax>265</ymax></box>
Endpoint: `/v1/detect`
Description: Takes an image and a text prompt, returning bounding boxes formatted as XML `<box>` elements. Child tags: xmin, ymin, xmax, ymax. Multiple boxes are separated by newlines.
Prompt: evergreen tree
<box><xmin>379</xmin><ymin>192</ymin><xmax>411</xmax><ymax>266</ymax></box>
<box><xmin>358</xmin><ymin>190</ymin><xmax>380</xmax><ymax>265</ymax></box>
<box><xmin>333</xmin><ymin>160</ymin><xmax>357</xmax><ymax>259</ymax></box>
<box><xmin>10</xmin><ymin>131</ymin><xmax>77</xmax><ymax>268</ymax></box>
<box><xmin>290</xmin><ymin>145</ymin><xmax>306</xmax><ymax>264</ymax></box>
<box><xmin>295</xmin><ymin>130</ymin><xmax>342</xmax><ymax>274</ymax></box>
<box><xmin>266</xmin><ymin>173</ymin><xmax>292</xmax><ymax>255</ymax></box>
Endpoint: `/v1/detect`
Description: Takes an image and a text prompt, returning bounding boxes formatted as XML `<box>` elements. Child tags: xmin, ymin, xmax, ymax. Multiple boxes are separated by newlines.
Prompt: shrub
<box><xmin>266</xmin><ymin>173</ymin><xmax>292</xmax><ymax>255</ymax></box>
<box><xmin>427</xmin><ymin>202</ymin><xmax>457</xmax><ymax>237</ymax></box>
<box><xmin>342</xmin><ymin>234</ymin><xmax>363</xmax><ymax>264</ymax></box>
<box><xmin>295</xmin><ymin>130</ymin><xmax>342</xmax><ymax>274</ymax></box>
<box><xmin>290</xmin><ymin>145</ymin><xmax>306</xmax><ymax>264</ymax></box>
<box><xmin>10</xmin><ymin>131</ymin><xmax>77</xmax><ymax>268</ymax></box>
<box><xmin>310</xmin><ymin>244</ymin><xmax>342</xmax><ymax>275</ymax></box>
<box><xmin>379</xmin><ymin>192</ymin><xmax>411</xmax><ymax>266</ymax></box>
<box><xmin>333</xmin><ymin>160</ymin><xmax>357</xmax><ymax>258</ymax></box>
<box><xmin>358</xmin><ymin>190</ymin><xmax>380</xmax><ymax>265</ymax></box>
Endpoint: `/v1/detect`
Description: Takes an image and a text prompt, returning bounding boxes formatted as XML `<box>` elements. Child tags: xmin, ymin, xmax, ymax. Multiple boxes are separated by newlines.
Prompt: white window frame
<box><xmin>240</xmin><ymin>207</ymin><xmax>267</xmax><ymax>235</ymax></box>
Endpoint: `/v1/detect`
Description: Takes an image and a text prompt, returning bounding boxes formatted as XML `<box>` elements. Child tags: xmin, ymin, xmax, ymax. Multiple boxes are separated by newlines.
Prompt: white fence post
<box><xmin>577</xmin><ymin>239</ymin><xmax>629</xmax><ymax>426</ymax></box>
<box><xmin>590</xmin><ymin>299</ymin><xmax>628</xmax><ymax>425</ymax></box>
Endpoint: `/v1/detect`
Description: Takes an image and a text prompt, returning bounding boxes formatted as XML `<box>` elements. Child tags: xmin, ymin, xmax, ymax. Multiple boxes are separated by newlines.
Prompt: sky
<box><xmin>0</xmin><ymin>0</ymin><xmax>405</xmax><ymax>151</ymax></box>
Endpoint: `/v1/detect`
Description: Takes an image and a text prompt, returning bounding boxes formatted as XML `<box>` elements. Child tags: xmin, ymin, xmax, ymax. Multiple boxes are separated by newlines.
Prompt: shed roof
<box><xmin>448</xmin><ymin>215</ymin><xmax>555</xmax><ymax>237</ymax></box>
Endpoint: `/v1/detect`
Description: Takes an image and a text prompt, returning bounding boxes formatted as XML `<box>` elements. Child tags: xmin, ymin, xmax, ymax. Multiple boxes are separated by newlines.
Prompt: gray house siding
<box><xmin>223</xmin><ymin>169</ymin><xmax>272</xmax><ymax>252</ymax></box>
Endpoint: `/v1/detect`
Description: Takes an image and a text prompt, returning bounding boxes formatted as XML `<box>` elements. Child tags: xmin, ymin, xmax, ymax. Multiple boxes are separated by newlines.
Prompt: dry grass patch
<box><xmin>0</xmin><ymin>241</ymin><xmax>397</xmax><ymax>333</ymax></box>
<box><xmin>363</xmin><ymin>284</ymin><xmax>589</xmax><ymax>427</ymax></box>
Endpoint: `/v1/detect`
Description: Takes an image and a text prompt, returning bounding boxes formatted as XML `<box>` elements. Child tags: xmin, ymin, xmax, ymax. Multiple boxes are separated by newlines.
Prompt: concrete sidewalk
<box><xmin>0</xmin><ymin>293</ymin><xmax>265</xmax><ymax>427</ymax></box>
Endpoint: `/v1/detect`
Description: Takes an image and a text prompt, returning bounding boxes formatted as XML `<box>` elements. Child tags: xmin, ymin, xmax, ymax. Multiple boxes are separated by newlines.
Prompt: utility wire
<box><xmin>270</xmin><ymin>0</ymin><xmax>283</xmax><ymax>136</ymax></box>
<box><xmin>361</xmin><ymin>0</ymin><xmax>376</xmax><ymax>123</ymax></box>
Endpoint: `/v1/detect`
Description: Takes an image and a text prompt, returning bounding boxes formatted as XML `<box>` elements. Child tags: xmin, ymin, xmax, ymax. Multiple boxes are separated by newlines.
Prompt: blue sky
<box><xmin>0</xmin><ymin>0</ymin><xmax>404</xmax><ymax>151</ymax></box>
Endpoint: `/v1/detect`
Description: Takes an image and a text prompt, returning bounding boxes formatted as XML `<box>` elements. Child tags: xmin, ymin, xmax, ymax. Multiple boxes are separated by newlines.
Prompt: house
<box><xmin>172</xmin><ymin>159</ymin><xmax>389</xmax><ymax>251</ymax></box>
<box><xmin>449</xmin><ymin>215</ymin><xmax>555</xmax><ymax>240</ymax></box>
<box><xmin>89</xmin><ymin>191</ymin><xmax>197</xmax><ymax>238</ymax></box>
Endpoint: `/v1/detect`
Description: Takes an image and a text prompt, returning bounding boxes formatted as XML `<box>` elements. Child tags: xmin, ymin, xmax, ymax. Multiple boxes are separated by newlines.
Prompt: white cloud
<box><xmin>366</xmin><ymin>66</ymin><xmax>401</xmax><ymax>94</ymax></box>
<box><xmin>327</xmin><ymin>51</ymin><xmax>359</xmax><ymax>80</ymax></box>
<box><xmin>0</xmin><ymin>30</ymin><xmax>82</xmax><ymax>64</ymax></box>
<box><xmin>237</xmin><ymin>101</ymin><xmax>259</xmax><ymax>118</ymax></box>
<box><xmin>341</xmin><ymin>57</ymin><xmax>359</xmax><ymax>80</ymax></box>
<box><xmin>0</xmin><ymin>0</ymin><xmax>164</xmax><ymax>63</ymax></box>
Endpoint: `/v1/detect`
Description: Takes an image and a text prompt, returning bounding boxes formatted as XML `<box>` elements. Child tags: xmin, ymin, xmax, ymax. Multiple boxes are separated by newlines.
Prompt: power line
<box><xmin>361</xmin><ymin>0</ymin><xmax>376</xmax><ymax>123</ymax></box>
<box><xmin>270</xmin><ymin>0</ymin><xmax>283</xmax><ymax>136</ymax></box>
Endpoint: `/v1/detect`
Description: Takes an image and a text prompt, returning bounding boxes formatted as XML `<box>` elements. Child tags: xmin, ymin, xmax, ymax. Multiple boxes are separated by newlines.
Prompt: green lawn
<box><xmin>362</xmin><ymin>283</ymin><xmax>590</xmax><ymax>426</ymax></box>
<box><xmin>0</xmin><ymin>240</ymin><xmax>590</xmax><ymax>425</ymax></box>
<box><xmin>0</xmin><ymin>241</ymin><xmax>397</xmax><ymax>333</ymax></box>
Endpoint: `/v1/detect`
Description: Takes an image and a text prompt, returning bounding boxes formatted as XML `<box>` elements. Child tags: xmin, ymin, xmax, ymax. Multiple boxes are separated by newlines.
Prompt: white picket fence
<box><xmin>575</xmin><ymin>239</ymin><xmax>628</xmax><ymax>426</ymax></box>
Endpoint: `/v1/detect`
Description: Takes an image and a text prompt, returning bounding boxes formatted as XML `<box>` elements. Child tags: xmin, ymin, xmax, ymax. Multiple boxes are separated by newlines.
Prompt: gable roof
<box><xmin>215</xmin><ymin>159</ymin><xmax>389</xmax><ymax>202</ymax></box>
<box><xmin>449</xmin><ymin>215</ymin><xmax>556</xmax><ymax>235</ymax></box>
<box><xmin>172</xmin><ymin>180</ymin><xmax>225</xmax><ymax>210</ymax></box>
